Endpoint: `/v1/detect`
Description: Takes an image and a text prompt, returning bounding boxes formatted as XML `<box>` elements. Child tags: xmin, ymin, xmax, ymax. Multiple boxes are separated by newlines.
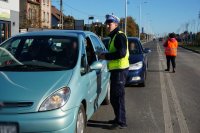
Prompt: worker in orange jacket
<box><xmin>163</xmin><ymin>33</ymin><xmax>178</xmax><ymax>73</ymax></box>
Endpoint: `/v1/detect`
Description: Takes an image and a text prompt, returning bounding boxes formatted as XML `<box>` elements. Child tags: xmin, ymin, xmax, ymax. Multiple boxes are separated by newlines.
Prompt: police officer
<box><xmin>98</xmin><ymin>14</ymin><xmax>129</xmax><ymax>129</ymax></box>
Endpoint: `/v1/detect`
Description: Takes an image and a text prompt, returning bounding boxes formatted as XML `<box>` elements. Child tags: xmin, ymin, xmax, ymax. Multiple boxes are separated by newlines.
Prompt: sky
<box><xmin>51</xmin><ymin>0</ymin><xmax>200</xmax><ymax>37</ymax></box>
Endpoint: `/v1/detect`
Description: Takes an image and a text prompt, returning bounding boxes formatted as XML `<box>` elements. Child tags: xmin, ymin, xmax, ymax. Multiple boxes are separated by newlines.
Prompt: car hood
<box><xmin>129</xmin><ymin>54</ymin><xmax>144</xmax><ymax>64</ymax></box>
<box><xmin>0</xmin><ymin>70</ymin><xmax>73</xmax><ymax>113</ymax></box>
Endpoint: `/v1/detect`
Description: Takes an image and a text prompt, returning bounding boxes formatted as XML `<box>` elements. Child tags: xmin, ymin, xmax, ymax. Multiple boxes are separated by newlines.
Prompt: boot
<box><xmin>165</xmin><ymin>69</ymin><xmax>169</xmax><ymax>71</ymax></box>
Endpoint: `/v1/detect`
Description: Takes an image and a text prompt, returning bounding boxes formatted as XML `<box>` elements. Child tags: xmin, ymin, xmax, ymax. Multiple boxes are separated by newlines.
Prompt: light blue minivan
<box><xmin>0</xmin><ymin>30</ymin><xmax>110</xmax><ymax>133</ymax></box>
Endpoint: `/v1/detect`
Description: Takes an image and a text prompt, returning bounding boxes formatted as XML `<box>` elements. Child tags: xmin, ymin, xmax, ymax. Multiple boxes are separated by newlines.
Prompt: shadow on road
<box><xmin>87</xmin><ymin>120</ymin><xmax>111</xmax><ymax>129</ymax></box>
<box><xmin>148</xmin><ymin>69</ymin><xmax>163</xmax><ymax>73</ymax></box>
<box><xmin>148</xmin><ymin>69</ymin><xmax>176</xmax><ymax>74</ymax></box>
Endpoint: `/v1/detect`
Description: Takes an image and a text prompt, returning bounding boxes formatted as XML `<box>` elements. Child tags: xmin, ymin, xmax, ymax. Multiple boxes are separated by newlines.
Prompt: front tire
<box><xmin>138</xmin><ymin>81</ymin><xmax>145</xmax><ymax>87</ymax></box>
<box><xmin>138</xmin><ymin>72</ymin><xmax>146</xmax><ymax>87</ymax></box>
<box><xmin>75</xmin><ymin>103</ymin><xmax>86</xmax><ymax>133</ymax></box>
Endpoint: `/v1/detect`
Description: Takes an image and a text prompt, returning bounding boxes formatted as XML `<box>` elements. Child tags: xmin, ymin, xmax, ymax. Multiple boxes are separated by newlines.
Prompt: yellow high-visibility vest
<box><xmin>108</xmin><ymin>31</ymin><xmax>129</xmax><ymax>70</ymax></box>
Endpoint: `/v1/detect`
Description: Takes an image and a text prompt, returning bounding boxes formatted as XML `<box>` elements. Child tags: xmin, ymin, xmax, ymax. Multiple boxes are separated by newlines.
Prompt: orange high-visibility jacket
<box><xmin>164</xmin><ymin>39</ymin><xmax>178</xmax><ymax>56</ymax></box>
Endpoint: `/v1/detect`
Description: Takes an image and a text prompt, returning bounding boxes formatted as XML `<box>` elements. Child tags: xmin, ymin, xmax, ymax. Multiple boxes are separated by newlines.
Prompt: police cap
<box><xmin>105</xmin><ymin>14</ymin><xmax>120</xmax><ymax>24</ymax></box>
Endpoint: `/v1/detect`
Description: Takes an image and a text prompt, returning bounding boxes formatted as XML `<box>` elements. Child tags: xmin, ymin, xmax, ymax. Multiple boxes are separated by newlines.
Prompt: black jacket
<box><xmin>105</xmin><ymin>27</ymin><xmax>127</xmax><ymax>60</ymax></box>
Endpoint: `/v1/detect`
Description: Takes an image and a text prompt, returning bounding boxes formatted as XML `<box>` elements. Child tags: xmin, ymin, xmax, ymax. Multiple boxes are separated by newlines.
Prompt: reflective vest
<box><xmin>165</xmin><ymin>40</ymin><xmax>178</xmax><ymax>56</ymax></box>
<box><xmin>108</xmin><ymin>31</ymin><xmax>129</xmax><ymax>70</ymax></box>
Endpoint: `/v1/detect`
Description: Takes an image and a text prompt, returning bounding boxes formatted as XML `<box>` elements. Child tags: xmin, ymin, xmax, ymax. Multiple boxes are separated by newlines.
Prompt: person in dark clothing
<box><xmin>98</xmin><ymin>14</ymin><xmax>129</xmax><ymax>129</ymax></box>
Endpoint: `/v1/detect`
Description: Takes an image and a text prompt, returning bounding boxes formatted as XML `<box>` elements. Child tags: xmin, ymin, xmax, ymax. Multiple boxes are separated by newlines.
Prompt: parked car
<box><xmin>102</xmin><ymin>37</ymin><xmax>151</xmax><ymax>87</ymax></box>
<box><xmin>0</xmin><ymin>30</ymin><xmax>110</xmax><ymax>133</ymax></box>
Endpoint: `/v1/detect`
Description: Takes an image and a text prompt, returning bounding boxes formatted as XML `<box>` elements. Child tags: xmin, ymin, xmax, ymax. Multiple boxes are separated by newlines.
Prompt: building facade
<box><xmin>19</xmin><ymin>0</ymin><xmax>51</xmax><ymax>31</ymax></box>
<box><xmin>0</xmin><ymin>0</ymin><xmax>19</xmax><ymax>43</ymax></box>
<box><xmin>40</xmin><ymin>0</ymin><xmax>51</xmax><ymax>28</ymax></box>
<box><xmin>20</xmin><ymin>0</ymin><xmax>40</xmax><ymax>29</ymax></box>
<box><xmin>51</xmin><ymin>5</ymin><xmax>61</xmax><ymax>29</ymax></box>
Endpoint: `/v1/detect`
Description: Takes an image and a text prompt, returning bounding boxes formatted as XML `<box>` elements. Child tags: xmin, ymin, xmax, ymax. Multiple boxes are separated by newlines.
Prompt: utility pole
<box><xmin>198</xmin><ymin>11</ymin><xmax>200</xmax><ymax>32</ymax></box>
<box><xmin>198</xmin><ymin>10</ymin><xmax>200</xmax><ymax>20</ymax></box>
<box><xmin>125</xmin><ymin>0</ymin><xmax>127</xmax><ymax>35</ymax></box>
<box><xmin>139</xmin><ymin>3</ymin><xmax>141</xmax><ymax>39</ymax></box>
<box><xmin>60</xmin><ymin>0</ymin><xmax>63</xmax><ymax>29</ymax></box>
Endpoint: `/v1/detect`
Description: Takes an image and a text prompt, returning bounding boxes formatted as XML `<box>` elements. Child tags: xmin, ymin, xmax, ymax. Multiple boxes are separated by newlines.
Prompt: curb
<box><xmin>179</xmin><ymin>46</ymin><xmax>200</xmax><ymax>54</ymax></box>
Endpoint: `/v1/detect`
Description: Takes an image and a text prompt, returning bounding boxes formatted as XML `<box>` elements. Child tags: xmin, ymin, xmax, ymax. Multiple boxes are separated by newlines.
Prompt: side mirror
<box><xmin>143</xmin><ymin>48</ymin><xmax>151</xmax><ymax>53</ymax></box>
<box><xmin>90</xmin><ymin>61</ymin><xmax>103</xmax><ymax>71</ymax></box>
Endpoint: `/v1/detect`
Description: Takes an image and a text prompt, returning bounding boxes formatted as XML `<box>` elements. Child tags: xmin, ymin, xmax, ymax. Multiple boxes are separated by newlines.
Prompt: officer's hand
<box><xmin>98</xmin><ymin>53</ymin><xmax>106</xmax><ymax>60</ymax></box>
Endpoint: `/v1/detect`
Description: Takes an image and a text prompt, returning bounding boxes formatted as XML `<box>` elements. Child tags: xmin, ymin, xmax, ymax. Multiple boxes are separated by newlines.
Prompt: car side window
<box><xmin>102</xmin><ymin>38</ymin><xmax>110</xmax><ymax>50</ymax></box>
<box><xmin>90</xmin><ymin>35</ymin><xmax>106</xmax><ymax>53</ymax></box>
<box><xmin>138</xmin><ymin>41</ymin><xmax>144</xmax><ymax>53</ymax></box>
<box><xmin>85</xmin><ymin>37</ymin><xmax>97</xmax><ymax>66</ymax></box>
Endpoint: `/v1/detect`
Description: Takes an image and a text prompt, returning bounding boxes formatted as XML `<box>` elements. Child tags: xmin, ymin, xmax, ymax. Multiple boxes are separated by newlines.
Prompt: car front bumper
<box><xmin>0</xmin><ymin>107</ymin><xmax>78</xmax><ymax>133</ymax></box>
<box><xmin>126</xmin><ymin>69</ymin><xmax>145</xmax><ymax>85</ymax></box>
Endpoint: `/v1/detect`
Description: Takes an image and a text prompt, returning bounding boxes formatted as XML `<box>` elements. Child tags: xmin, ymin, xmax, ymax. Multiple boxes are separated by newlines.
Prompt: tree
<box><xmin>99</xmin><ymin>16</ymin><xmax>139</xmax><ymax>38</ymax></box>
<box><xmin>63</xmin><ymin>15</ymin><xmax>74</xmax><ymax>29</ymax></box>
<box><xmin>196</xmin><ymin>32</ymin><xmax>200</xmax><ymax>45</ymax></box>
<box><xmin>126</xmin><ymin>16</ymin><xmax>139</xmax><ymax>37</ymax></box>
<box><xmin>119</xmin><ymin>16</ymin><xmax>139</xmax><ymax>37</ymax></box>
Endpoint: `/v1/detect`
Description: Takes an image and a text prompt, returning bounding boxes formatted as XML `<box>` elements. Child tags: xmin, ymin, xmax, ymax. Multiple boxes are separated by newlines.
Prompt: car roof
<box><xmin>103</xmin><ymin>36</ymin><xmax>140</xmax><ymax>41</ymax></box>
<box><xmin>15</xmin><ymin>30</ymin><xmax>96</xmax><ymax>37</ymax></box>
<box><xmin>127</xmin><ymin>37</ymin><xmax>140</xmax><ymax>41</ymax></box>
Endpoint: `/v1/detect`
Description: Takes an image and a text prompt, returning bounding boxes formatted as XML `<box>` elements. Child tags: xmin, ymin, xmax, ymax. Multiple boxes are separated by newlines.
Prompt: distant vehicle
<box><xmin>0</xmin><ymin>30</ymin><xmax>110</xmax><ymax>133</ymax></box>
<box><xmin>176</xmin><ymin>37</ymin><xmax>182</xmax><ymax>42</ymax></box>
<box><xmin>159</xmin><ymin>37</ymin><xmax>163</xmax><ymax>41</ymax></box>
<box><xmin>102</xmin><ymin>37</ymin><xmax>151</xmax><ymax>87</ymax></box>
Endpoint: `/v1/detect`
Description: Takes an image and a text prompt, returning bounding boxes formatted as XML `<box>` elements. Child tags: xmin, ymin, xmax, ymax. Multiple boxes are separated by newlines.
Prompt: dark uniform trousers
<box><xmin>110</xmin><ymin>68</ymin><xmax>128</xmax><ymax>125</ymax></box>
<box><xmin>166</xmin><ymin>56</ymin><xmax>176</xmax><ymax>70</ymax></box>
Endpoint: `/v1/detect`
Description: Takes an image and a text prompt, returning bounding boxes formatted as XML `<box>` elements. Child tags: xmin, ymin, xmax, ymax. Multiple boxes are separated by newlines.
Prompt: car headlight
<box><xmin>129</xmin><ymin>61</ymin><xmax>143</xmax><ymax>70</ymax></box>
<box><xmin>39</xmin><ymin>87</ymin><xmax>70</xmax><ymax>111</ymax></box>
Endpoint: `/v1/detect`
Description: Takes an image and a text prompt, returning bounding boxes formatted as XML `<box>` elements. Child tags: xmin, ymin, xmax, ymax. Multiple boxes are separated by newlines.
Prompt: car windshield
<box><xmin>128</xmin><ymin>39</ymin><xmax>142</xmax><ymax>55</ymax></box>
<box><xmin>0</xmin><ymin>36</ymin><xmax>78</xmax><ymax>71</ymax></box>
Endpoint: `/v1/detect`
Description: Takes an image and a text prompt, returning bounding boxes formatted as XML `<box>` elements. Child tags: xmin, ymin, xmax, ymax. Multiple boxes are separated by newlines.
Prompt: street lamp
<box><xmin>139</xmin><ymin>1</ymin><xmax>147</xmax><ymax>40</ymax></box>
<box><xmin>88</xmin><ymin>16</ymin><xmax>94</xmax><ymax>31</ymax></box>
<box><xmin>198</xmin><ymin>11</ymin><xmax>200</xmax><ymax>32</ymax></box>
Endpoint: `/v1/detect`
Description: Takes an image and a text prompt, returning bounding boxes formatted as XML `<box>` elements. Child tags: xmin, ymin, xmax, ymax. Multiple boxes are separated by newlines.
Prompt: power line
<box><xmin>63</xmin><ymin>2</ymin><xmax>91</xmax><ymax>16</ymax></box>
<box><xmin>56</xmin><ymin>1</ymin><xmax>104</xmax><ymax>20</ymax></box>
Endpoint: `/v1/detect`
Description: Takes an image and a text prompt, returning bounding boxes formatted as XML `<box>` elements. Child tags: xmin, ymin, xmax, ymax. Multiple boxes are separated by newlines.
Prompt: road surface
<box><xmin>85</xmin><ymin>40</ymin><xmax>200</xmax><ymax>133</ymax></box>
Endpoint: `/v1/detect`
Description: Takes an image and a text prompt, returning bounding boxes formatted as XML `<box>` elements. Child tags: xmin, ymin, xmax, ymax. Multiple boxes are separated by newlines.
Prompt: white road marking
<box><xmin>166</xmin><ymin>73</ymin><xmax>189</xmax><ymax>133</ymax></box>
<box><xmin>157</xmin><ymin>44</ymin><xmax>189</xmax><ymax>133</ymax></box>
<box><xmin>158</xmin><ymin>47</ymin><xmax>173</xmax><ymax>133</ymax></box>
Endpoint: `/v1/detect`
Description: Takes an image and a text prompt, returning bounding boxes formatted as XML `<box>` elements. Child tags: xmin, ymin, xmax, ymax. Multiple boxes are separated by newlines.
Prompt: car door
<box><xmin>83</xmin><ymin>36</ymin><xmax>99</xmax><ymax>116</ymax></box>
<box><xmin>90</xmin><ymin>35</ymin><xmax>110</xmax><ymax>104</ymax></box>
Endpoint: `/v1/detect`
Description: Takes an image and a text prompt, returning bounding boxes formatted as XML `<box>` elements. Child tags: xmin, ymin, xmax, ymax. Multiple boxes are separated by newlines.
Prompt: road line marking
<box><xmin>157</xmin><ymin>45</ymin><xmax>173</xmax><ymax>133</ymax></box>
<box><xmin>166</xmin><ymin>73</ymin><xmax>189</xmax><ymax>133</ymax></box>
<box><xmin>158</xmin><ymin>44</ymin><xmax>189</xmax><ymax>133</ymax></box>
